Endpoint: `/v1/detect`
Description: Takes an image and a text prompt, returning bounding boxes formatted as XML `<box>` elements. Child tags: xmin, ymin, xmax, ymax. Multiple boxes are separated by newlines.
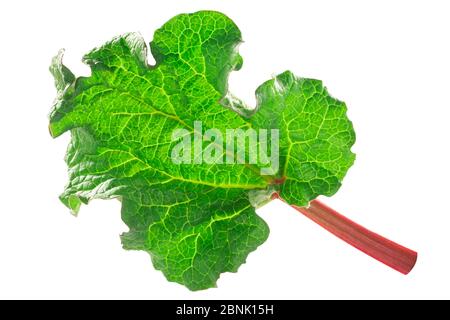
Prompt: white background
<box><xmin>0</xmin><ymin>0</ymin><xmax>449</xmax><ymax>299</ymax></box>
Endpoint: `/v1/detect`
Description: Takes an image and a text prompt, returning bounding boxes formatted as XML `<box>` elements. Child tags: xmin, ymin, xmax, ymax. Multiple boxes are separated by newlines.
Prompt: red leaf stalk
<box><xmin>275</xmin><ymin>195</ymin><xmax>417</xmax><ymax>274</ymax></box>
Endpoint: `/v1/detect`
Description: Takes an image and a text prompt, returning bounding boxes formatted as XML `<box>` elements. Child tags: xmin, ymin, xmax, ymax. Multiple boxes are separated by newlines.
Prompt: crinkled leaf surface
<box><xmin>49</xmin><ymin>10</ymin><xmax>355</xmax><ymax>290</ymax></box>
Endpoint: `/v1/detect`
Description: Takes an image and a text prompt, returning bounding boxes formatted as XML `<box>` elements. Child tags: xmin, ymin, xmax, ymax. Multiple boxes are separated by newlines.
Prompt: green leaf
<box><xmin>251</xmin><ymin>71</ymin><xmax>356</xmax><ymax>206</ymax></box>
<box><xmin>49</xmin><ymin>10</ymin><xmax>355</xmax><ymax>290</ymax></box>
<box><xmin>120</xmin><ymin>180</ymin><xmax>268</xmax><ymax>290</ymax></box>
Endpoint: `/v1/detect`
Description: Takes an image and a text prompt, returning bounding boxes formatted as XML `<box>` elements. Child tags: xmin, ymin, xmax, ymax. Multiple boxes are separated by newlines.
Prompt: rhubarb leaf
<box><xmin>49</xmin><ymin>10</ymin><xmax>355</xmax><ymax>290</ymax></box>
<box><xmin>251</xmin><ymin>71</ymin><xmax>355</xmax><ymax>206</ymax></box>
<box><xmin>120</xmin><ymin>180</ymin><xmax>268</xmax><ymax>290</ymax></box>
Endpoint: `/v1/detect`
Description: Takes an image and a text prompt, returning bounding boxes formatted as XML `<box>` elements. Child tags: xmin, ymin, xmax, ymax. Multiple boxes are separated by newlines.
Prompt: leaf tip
<box><xmin>60</xmin><ymin>194</ymin><xmax>82</xmax><ymax>216</ymax></box>
<box><xmin>50</xmin><ymin>49</ymin><xmax>75</xmax><ymax>93</ymax></box>
<box><xmin>48</xmin><ymin>121</ymin><xmax>64</xmax><ymax>138</ymax></box>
